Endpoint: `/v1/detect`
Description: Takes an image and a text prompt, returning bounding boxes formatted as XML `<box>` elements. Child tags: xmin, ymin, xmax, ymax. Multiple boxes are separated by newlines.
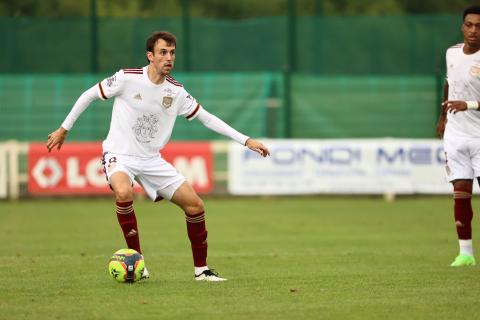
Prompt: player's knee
<box><xmin>453</xmin><ymin>179</ymin><xmax>473</xmax><ymax>194</ymax></box>
<box><xmin>114</xmin><ymin>186</ymin><xmax>133</xmax><ymax>202</ymax></box>
<box><xmin>185</xmin><ymin>198</ymin><xmax>204</xmax><ymax>215</ymax></box>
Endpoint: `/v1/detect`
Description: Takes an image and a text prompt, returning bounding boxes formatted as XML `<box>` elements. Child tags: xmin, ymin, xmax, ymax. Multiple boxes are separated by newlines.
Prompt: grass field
<box><xmin>1</xmin><ymin>196</ymin><xmax>480</xmax><ymax>320</ymax></box>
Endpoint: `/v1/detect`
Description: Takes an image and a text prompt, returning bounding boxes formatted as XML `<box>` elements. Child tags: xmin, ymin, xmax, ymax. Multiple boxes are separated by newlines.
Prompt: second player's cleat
<box><xmin>450</xmin><ymin>254</ymin><xmax>476</xmax><ymax>267</ymax></box>
<box><xmin>195</xmin><ymin>269</ymin><xmax>227</xmax><ymax>282</ymax></box>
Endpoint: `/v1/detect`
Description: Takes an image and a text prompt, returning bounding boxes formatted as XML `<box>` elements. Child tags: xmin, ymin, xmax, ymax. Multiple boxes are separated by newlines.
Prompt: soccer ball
<box><xmin>108</xmin><ymin>249</ymin><xmax>145</xmax><ymax>283</ymax></box>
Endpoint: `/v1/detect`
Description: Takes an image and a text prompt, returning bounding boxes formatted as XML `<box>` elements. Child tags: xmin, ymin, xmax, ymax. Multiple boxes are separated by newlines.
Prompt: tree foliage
<box><xmin>0</xmin><ymin>0</ymin><xmax>477</xmax><ymax>17</ymax></box>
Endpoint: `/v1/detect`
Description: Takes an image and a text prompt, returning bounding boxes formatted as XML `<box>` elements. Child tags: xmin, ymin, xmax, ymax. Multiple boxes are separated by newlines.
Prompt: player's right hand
<box><xmin>47</xmin><ymin>127</ymin><xmax>68</xmax><ymax>152</ymax></box>
<box><xmin>443</xmin><ymin>100</ymin><xmax>468</xmax><ymax>114</ymax></box>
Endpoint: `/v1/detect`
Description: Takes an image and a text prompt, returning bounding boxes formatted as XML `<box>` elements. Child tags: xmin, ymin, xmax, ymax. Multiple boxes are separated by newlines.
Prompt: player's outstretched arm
<box><xmin>245</xmin><ymin>138</ymin><xmax>270</xmax><ymax>157</ymax></box>
<box><xmin>46</xmin><ymin>84</ymin><xmax>100</xmax><ymax>152</ymax></box>
<box><xmin>47</xmin><ymin>127</ymin><xmax>68</xmax><ymax>152</ymax></box>
<box><xmin>195</xmin><ymin>109</ymin><xmax>269</xmax><ymax>157</ymax></box>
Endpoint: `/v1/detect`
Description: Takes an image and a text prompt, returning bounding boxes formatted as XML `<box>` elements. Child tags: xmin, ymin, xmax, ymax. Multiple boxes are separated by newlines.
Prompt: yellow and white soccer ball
<box><xmin>108</xmin><ymin>249</ymin><xmax>145</xmax><ymax>283</ymax></box>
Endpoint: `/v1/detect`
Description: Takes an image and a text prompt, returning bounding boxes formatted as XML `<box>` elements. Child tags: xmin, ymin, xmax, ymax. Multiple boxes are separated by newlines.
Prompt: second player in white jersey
<box><xmin>436</xmin><ymin>6</ymin><xmax>480</xmax><ymax>268</ymax></box>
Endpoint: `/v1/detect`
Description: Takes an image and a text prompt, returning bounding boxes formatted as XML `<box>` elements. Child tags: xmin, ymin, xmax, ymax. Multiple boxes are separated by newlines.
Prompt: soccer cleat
<box><xmin>195</xmin><ymin>269</ymin><xmax>227</xmax><ymax>282</ymax></box>
<box><xmin>140</xmin><ymin>255</ymin><xmax>150</xmax><ymax>280</ymax></box>
<box><xmin>450</xmin><ymin>254</ymin><xmax>476</xmax><ymax>267</ymax></box>
<box><xmin>141</xmin><ymin>266</ymin><xmax>150</xmax><ymax>279</ymax></box>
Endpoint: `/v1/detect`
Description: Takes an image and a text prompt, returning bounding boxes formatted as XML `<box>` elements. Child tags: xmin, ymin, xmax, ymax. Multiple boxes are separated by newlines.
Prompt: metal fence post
<box><xmin>90</xmin><ymin>0</ymin><xmax>98</xmax><ymax>73</ymax></box>
<box><xmin>266</xmin><ymin>76</ymin><xmax>280</xmax><ymax>138</ymax></box>
<box><xmin>284</xmin><ymin>0</ymin><xmax>297</xmax><ymax>138</ymax></box>
<box><xmin>181</xmin><ymin>0</ymin><xmax>191</xmax><ymax>71</ymax></box>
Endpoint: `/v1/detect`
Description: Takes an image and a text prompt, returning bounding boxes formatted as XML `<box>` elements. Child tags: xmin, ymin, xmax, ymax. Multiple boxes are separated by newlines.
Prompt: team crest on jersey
<box><xmin>469</xmin><ymin>64</ymin><xmax>480</xmax><ymax>77</ymax></box>
<box><xmin>162</xmin><ymin>96</ymin><xmax>173</xmax><ymax>108</ymax></box>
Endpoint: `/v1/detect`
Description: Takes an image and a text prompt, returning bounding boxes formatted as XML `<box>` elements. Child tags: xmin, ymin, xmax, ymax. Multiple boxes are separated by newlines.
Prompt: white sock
<box><xmin>195</xmin><ymin>266</ymin><xmax>209</xmax><ymax>275</ymax></box>
<box><xmin>459</xmin><ymin>239</ymin><xmax>474</xmax><ymax>256</ymax></box>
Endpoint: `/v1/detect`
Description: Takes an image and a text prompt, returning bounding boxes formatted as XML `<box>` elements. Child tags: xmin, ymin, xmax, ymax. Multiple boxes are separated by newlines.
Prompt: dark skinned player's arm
<box><xmin>436</xmin><ymin>82</ymin><xmax>449</xmax><ymax>138</ymax></box>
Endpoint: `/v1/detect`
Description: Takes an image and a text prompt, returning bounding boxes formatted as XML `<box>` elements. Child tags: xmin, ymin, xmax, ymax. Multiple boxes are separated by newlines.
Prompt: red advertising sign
<box><xmin>161</xmin><ymin>142</ymin><xmax>214</xmax><ymax>194</ymax></box>
<box><xmin>28</xmin><ymin>142</ymin><xmax>214</xmax><ymax>195</ymax></box>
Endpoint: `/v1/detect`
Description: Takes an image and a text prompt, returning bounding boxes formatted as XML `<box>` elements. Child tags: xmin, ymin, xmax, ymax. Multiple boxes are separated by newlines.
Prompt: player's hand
<box><xmin>443</xmin><ymin>100</ymin><xmax>467</xmax><ymax>114</ymax></box>
<box><xmin>245</xmin><ymin>138</ymin><xmax>270</xmax><ymax>157</ymax></box>
<box><xmin>47</xmin><ymin>127</ymin><xmax>68</xmax><ymax>152</ymax></box>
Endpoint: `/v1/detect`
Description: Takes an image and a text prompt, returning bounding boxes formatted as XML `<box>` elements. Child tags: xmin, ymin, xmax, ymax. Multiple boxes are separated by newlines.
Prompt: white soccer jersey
<box><xmin>445</xmin><ymin>43</ymin><xmax>480</xmax><ymax>138</ymax></box>
<box><xmin>98</xmin><ymin>66</ymin><xmax>201</xmax><ymax>157</ymax></box>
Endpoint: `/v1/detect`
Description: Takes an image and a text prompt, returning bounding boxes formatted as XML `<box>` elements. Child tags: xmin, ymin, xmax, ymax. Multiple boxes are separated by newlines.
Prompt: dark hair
<box><xmin>146</xmin><ymin>31</ymin><xmax>176</xmax><ymax>53</ymax></box>
<box><xmin>463</xmin><ymin>5</ymin><xmax>480</xmax><ymax>21</ymax></box>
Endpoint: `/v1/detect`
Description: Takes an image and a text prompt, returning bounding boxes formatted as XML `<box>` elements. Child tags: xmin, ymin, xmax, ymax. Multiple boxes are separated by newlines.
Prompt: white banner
<box><xmin>228</xmin><ymin>139</ymin><xmax>454</xmax><ymax>195</ymax></box>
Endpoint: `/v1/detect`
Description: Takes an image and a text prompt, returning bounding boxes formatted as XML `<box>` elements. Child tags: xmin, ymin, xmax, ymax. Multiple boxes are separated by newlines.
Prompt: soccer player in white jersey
<box><xmin>436</xmin><ymin>6</ymin><xmax>480</xmax><ymax>267</ymax></box>
<box><xmin>46</xmin><ymin>31</ymin><xmax>270</xmax><ymax>281</ymax></box>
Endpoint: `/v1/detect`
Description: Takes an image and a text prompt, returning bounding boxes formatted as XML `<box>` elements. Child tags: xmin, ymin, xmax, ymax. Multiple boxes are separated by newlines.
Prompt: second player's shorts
<box><xmin>444</xmin><ymin>135</ymin><xmax>480</xmax><ymax>181</ymax></box>
<box><xmin>102</xmin><ymin>152</ymin><xmax>186</xmax><ymax>201</ymax></box>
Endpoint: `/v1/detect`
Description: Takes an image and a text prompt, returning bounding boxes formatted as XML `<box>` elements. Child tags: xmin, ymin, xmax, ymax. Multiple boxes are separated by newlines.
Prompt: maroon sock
<box><xmin>453</xmin><ymin>187</ymin><xmax>473</xmax><ymax>240</ymax></box>
<box><xmin>116</xmin><ymin>201</ymin><xmax>142</xmax><ymax>254</ymax></box>
<box><xmin>185</xmin><ymin>211</ymin><xmax>208</xmax><ymax>267</ymax></box>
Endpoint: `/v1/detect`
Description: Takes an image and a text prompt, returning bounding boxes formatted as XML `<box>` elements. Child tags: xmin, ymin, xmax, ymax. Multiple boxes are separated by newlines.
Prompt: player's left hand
<box><xmin>435</xmin><ymin>116</ymin><xmax>446</xmax><ymax>138</ymax></box>
<box><xmin>245</xmin><ymin>139</ymin><xmax>270</xmax><ymax>157</ymax></box>
<box><xmin>443</xmin><ymin>100</ymin><xmax>467</xmax><ymax>114</ymax></box>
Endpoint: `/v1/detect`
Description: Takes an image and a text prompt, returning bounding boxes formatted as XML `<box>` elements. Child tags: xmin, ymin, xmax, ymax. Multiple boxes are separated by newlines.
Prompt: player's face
<box><xmin>462</xmin><ymin>14</ymin><xmax>480</xmax><ymax>47</ymax></box>
<box><xmin>148</xmin><ymin>39</ymin><xmax>176</xmax><ymax>75</ymax></box>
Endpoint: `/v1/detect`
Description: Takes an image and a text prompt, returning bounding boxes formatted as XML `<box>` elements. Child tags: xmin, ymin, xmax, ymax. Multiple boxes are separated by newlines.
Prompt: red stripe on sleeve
<box><xmin>186</xmin><ymin>104</ymin><xmax>201</xmax><ymax>120</ymax></box>
<box><xmin>98</xmin><ymin>82</ymin><xmax>108</xmax><ymax>100</ymax></box>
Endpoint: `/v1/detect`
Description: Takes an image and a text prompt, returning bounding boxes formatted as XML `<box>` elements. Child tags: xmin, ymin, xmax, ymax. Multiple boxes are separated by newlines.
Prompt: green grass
<box><xmin>1</xmin><ymin>196</ymin><xmax>479</xmax><ymax>319</ymax></box>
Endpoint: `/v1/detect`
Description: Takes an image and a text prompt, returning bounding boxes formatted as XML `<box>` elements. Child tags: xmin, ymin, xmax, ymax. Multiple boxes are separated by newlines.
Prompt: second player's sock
<box><xmin>116</xmin><ymin>201</ymin><xmax>142</xmax><ymax>254</ymax></box>
<box><xmin>185</xmin><ymin>211</ymin><xmax>208</xmax><ymax>268</ymax></box>
<box><xmin>459</xmin><ymin>239</ymin><xmax>474</xmax><ymax>256</ymax></box>
<box><xmin>453</xmin><ymin>186</ymin><xmax>473</xmax><ymax>243</ymax></box>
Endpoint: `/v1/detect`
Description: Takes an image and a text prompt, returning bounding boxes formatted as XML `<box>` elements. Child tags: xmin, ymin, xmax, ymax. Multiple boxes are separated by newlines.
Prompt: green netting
<box><xmin>0</xmin><ymin>18</ymin><xmax>92</xmax><ymax>73</ymax></box>
<box><xmin>189</xmin><ymin>17</ymin><xmax>287</xmax><ymax>72</ymax></box>
<box><xmin>0</xmin><ymin>73</ymin><xmax>284</xmax><ymax>142</ymax></box>
<box><xmin>0</xmin><ymin>73</ymin><xmax>438</xmax><ymax>141</ymax></box>
<box><xmin>0</xmin><ymin>15</ymin><xmax>461</xmax><ymax>74</ymax></box>
<box><xmin>296</xmin><ymin>15</ymin><xmax>460</xmax><ymax>74</ymax></box>
<box><xmin>291</xmin><ymin>75</ymin><xmax>437</xmax><ymax>138</ymax></box>
<box><xmin>98</xmin><ymin>18</ymin><xmax>184</xmax><ymax>71</ymax></box>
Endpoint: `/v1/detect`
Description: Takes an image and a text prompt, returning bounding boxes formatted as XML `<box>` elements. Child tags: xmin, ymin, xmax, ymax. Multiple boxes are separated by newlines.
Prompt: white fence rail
<box><xmin>0</xmin><ymin>141</ymin><xmax>29</xmax><ymax>200</ymax></box>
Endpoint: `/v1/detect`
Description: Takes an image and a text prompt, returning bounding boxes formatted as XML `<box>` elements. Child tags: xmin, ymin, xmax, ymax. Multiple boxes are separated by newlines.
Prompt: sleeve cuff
<box><xmin>61</xmin><ymin>122</ymin><xmax>72</xmax><ymax>131</ymax></box>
